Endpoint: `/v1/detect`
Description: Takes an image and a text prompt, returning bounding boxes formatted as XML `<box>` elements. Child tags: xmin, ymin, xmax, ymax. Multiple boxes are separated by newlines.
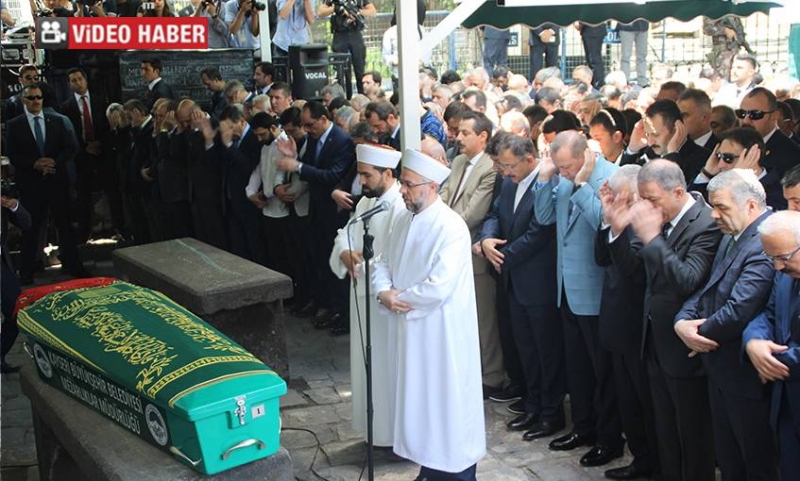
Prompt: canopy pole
<box><xmin>420</xmin><ymin>0</ymin><xmax>487</xmax><ymax>59</ymax></box>
<box><xmin>397</xmin><ymin>0</ymin><xmax>421</xmax><ymax>151</ymax></box>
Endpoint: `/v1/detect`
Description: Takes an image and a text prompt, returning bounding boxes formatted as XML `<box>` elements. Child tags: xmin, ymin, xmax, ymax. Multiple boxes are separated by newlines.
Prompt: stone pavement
<box><xmin>0</xmin><ymin>260</ymin><xmax>639</xmax><ymax>481</ymax></box>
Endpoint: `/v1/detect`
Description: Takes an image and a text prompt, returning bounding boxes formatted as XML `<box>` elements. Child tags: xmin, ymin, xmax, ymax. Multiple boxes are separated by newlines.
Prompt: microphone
<box><xmin>348</xmin><ymin>200</ymin><xmax>390</xmax><ymax>225</ymax></box>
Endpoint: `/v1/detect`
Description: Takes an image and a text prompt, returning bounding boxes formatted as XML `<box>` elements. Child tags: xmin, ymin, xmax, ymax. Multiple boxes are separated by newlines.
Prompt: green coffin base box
<box><xmin>18</xmin><ymin>280</ymin><xmax>287</xmax><ymax>475</ymax></box>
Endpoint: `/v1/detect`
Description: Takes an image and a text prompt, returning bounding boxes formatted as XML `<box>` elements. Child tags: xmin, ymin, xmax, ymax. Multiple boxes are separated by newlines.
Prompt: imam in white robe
<box><xmin>372</xmin><ymin>196</ymin><xmax>486</xmax><ymax>473</ymax></box>
<box><xmin>329</xmin><ymin>182</ymin><xmax>406</xmax><ymax>447</ymax></box>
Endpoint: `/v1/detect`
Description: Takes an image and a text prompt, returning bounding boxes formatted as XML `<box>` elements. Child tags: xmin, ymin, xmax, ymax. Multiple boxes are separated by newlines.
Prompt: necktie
<box><xmin>233</xmin><ymin>137</ymin><xmax>241</xmax><ymax>149</ymax></box>
<box><xmin>724</xmin><ymin>236</ymin><xmax>736</xmax><ymax>258</ymax></box>
<box><xmin>81</xmin><ymin>96</ymin><xmax>94</xmax><ymax>141</ymax></box>
<box><xmin>33</xmin><ymin>116</ymin><xmax>45</xmax><ymax>155</ymax></box>
<box><xmin>661</xmin><ymin>222</ymin><xmax>672</xmax><ymax>240</ymax></box>
<box><xmin>449</xmin><ymin>165</ymin><xmax>468</xmax><ymax>207</ymax></box>
<box><xmin>315</xmin><ymin>139</ymin><xmax>323</xmax><ymax>161</ymax></box>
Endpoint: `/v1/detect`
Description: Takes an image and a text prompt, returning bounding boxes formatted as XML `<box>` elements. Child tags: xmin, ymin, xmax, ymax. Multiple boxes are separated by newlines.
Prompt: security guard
<box><xmin>317</xmin><ymin>0</ymin><xmax>376</xmax><ymax>94</ymax></box>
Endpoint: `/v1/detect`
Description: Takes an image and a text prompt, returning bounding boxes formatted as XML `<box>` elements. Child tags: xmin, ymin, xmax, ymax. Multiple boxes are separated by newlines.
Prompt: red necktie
<box><xmin>81</xmin><ymin>96</ymin><xmax>94</xmax><ymax>141</ymax></box>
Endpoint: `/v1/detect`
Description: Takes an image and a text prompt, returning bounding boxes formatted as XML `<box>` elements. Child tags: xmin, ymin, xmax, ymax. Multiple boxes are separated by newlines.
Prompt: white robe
<box><xmin>372</xmin><ymin>196</ymin><xmax>486</xmax><ymax>473</ymax></box>
<box><xmin>328</xmin><ymin>182</ymin><xmax>405</xmax><ymax>447</ymax></box>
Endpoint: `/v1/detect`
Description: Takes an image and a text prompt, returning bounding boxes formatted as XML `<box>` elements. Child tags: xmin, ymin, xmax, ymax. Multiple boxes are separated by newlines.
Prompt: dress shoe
<box><xmin>604</xmin><ymin>463</ymin><xmax>652</xmax><ymax>480</ymax></box>
<box><xmin>315</xmin><ymin>312</ymin><xmax>344</xmax><ymax>330</ymax></box>
<box><xmin>548</xmin><ymin>431</ymin><xmax>596</xmax><ymax>451</ymax></box>
<box><xmin>580</xmin><ymin>444</ymin><xmax>624</xmax><ymax>467</ymax></box>
<box><xmin>329</xmin><ymin>317</ymin><xmax>350</xmax><ymax>336</ymax></box>
<box><xmin>313</xmin><ymin>308</ymin><xmax>332</xmax><ymax>321</ymax></box>
<box><xmin>483</xmin><ymin>384</ymin><xmax>503</xmax><ymax>400</ymax></box>
<box><xmin>523</xmin><ymin>420</ymin><xmax>565</xmax><ymax>441</ymax></box>
<box><xmin>1</xmin><ymin>363</ymin><xmax>21</xmax><ymax>374</ymax></box>
<box><xmin>507</xmin><ymin>399</ymin><xmax>526</xmax><ymax>415</ymax></box>
<box><xmin>489</xmin><ymin>383</ymin><xmax>524</xmax><ymax>403</ymax></box>
<box><xmin>293</xmin><ymin>301</ymin><xmax>317</xmax><ymax>317</ymax></box>
<box><xmin>507</xmin><ymin>413</ymin><xmax>538</xmax><ymax>431</ymax></box>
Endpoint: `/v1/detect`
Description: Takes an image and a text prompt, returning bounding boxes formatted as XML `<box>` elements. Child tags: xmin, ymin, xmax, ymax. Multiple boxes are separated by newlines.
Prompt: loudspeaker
<box><xmin>288</xmin><ymin>44</ymin><xmax>328</xmax><ymax>101</ymax></box>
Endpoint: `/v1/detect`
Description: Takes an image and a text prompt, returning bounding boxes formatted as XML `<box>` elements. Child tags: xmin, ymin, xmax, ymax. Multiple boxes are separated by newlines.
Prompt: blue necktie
<box><xmin>315</xmin><ymin>139</ymin><xmax>323</xmax><ymax>161</ymax></box>
<box><xmin>33</xmin><ymin>116</ymin><xmax>45</xmax><ymax>155</ymax></box>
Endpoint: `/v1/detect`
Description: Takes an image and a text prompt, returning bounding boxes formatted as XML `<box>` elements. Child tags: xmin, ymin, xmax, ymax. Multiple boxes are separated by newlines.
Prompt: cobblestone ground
<box><xmin>0</xmin><ymin>260</ymin><xmax>640</xmax><ymax>481</ymax></box>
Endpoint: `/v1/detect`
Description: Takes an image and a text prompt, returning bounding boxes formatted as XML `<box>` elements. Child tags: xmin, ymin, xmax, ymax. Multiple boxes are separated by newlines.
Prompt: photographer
<box><xmin>273</xmin><ymin>0</ymin><xmax>314</xmax><ymax>56</ymax></box>
<box><xmin>137</xmin><ymin>0</ymin><xmax>173</xmax><ymax>16</ymax></box>
<box><xmin>193</xmin><ymin>0</ymin><xmax>231</xmax><ymax>48</ymax></box>
<box><xmin>223</xmin><ymin>0</ymin><xmax>261</xmax><ymax>49</ymax></box>
<box><xmin>317</xmin><ymin>0</ymin><xmax>375</xmax><ymax>94</ymax></box>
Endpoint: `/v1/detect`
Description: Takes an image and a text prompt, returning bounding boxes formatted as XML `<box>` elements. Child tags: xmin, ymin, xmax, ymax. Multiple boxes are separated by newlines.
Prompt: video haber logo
<box><xmin>36</xmin><ymin>17</ymin><xmax>208</xmax><ymax>50</ymax></box>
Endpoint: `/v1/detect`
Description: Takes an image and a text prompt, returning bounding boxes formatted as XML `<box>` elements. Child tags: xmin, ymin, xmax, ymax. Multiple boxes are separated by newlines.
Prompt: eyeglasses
<box><xmin>493</xmin><ymin>159</ymin><xmax>522</xmax><ymax>172</ymax></box>
<box><xmin>716</xmin><ymin>152</ymin><xmax>737</xmax><ymax>164</ymax></box>
<box><xmin>24</xmin><ymin>95</ymin><xmax>43</xmax><ymax>101</ymax></box>
<box><xmin>399</xmin><ymin>180</ymin><xmax>432</xmax><ymax>189</ymax></box>
<box><xmin>735</xmin><ymin>109</ymin><xmax>775</xmax><ymax>120</ymax></box>
<box><xmin>22</xmin><ymin>75</ymin><xmax>39</xmax><ymax>81</ymax></box>
<box><xmin>763</xmin><ymin>245</ymin><xmax>800</xmax><ymax>264</ymax></box>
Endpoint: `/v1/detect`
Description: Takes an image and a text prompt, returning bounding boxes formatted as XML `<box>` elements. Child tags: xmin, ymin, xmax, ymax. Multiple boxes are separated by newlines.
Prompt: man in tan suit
<box><xmin>440</xmin><ymin>110</ymin><xmax>505</xmax><ymax>397</ymax></box>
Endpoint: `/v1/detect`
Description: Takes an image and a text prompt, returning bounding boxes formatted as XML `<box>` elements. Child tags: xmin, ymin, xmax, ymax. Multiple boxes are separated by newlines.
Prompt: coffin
<box><xmin>17</xmin><ymin>278</ymin><xmax>287</xmax><ymax>475</ymax></box>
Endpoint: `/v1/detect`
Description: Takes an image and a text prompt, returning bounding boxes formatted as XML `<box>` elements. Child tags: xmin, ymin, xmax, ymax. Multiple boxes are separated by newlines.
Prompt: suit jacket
<box><xmin>478</xmin><ymin>174</ymin><xmax>557</xmax><ymax>306</ymax></box>
<box><xmin>609</xmin><ymin>193</ymin><xmax>721</xmax><ymax>377</ymax></box>
<box><xmin>145</xmin><ymin>79</ymin><xmax>175</xmax><ymax>110</ymax></box>
<box><xmin>214</xmin><ymin>127</ymin><xmax>262</xmax><ymax>215</ymax></box>
<box><xmin>183</xmin><ymin>130</ymin><xmax>223</xmax><ymax>203</ymax></box>
<box><xmin>596</xmin><ymin>225</ymin><xmax>647</xmax><ymax>355</ymax></box>
<box><xmin>675</xmin><ymin>211</ymin><xmax>773</xmax><ymax>398</ymax></box>
<box><xmin>529</xmin><ymin>23</ymin><xmax>560</xmax><ymax>46</ymax></box>
<box><xmin>764</xmin><ymin>130</ymin><xmax>800</xmax><ymax>178</ymax></box>
<box><xmin>5</xmin><ymin>112</ymin><xmax>79</xmax><ymax>192</ymax></box>
<box><xmin>298</xmin><ymin>123</ymin><xmax>356</xmax><ymax>227</ymax></box>
<box><xmin>440</xmin><ymin>152</ymin><xmax>496</xmax><ymax>275</ymax></box>
<box><xmin>58</xmin><ymin>91</ymin><xmax>110</xmax><ymax>152</ymax></box>
<box><xmin>689</xmin><ymin>168</ymin><xmax>786</xmax><ymax>211</ymax></box>
<box><xmin>153</xmin><ymin>129</ymin><xmax>192</xmax><ymax>203</ymax></box>
<box><xmin>703</xmin><ymin>133</ymin><xmax>720</xmax><ymax>151</ymax></box>
<box><xmin>663</xmin><ymin>139</ymin><xmax>709</xmax><ymax>185</ymax></box>
<box><xmin>1</xmin><ymin>202</ymin><xmax>32</xmax><ymax>271</ymax></box>
<box><xmin>3</xmin><ymin>93</ymin><xmax>25</xmax><ymax>122</ymax></box>
<box><xmin>534</xmin><ymin>158</ymin><xmax>617</xmax><ymax>316</ymax></box>
<box><xmin>743</xmin><ymin>272</ymin><xmax>800</xmax><ymax>430</ymax></box>
<box><xmin>127</xmin><ymin>118</ymin><xmax>154</xmax><ymax>194</ymax></box>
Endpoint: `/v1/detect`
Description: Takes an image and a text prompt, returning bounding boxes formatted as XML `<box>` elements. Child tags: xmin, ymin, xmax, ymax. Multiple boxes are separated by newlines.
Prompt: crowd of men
<box><xmin>3</xmin><ymin>19</ymin><xmax>800</xmax><ymax>478</ymax></box>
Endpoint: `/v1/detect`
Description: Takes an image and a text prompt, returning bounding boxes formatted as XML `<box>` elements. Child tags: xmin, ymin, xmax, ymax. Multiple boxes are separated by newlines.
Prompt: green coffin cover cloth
<box><xmin>18</xmin><ymin>280</ymin><xmax>278</xmax><ymax>410</ymax></box>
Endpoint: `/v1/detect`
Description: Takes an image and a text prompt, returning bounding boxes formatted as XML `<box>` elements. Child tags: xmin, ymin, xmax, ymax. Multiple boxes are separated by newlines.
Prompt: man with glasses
<box><xmin>675</xmin><ymin>169</ymin><xmax>777</xmax><ymax>481</ymax></box>
<box><xmin>5</xmin><ymin>83</ymin><xmax>86</xmax><ymax>284</ymax></box>
<box><xmin>744</xmin><ymin>210</ymin><xmax>800</xmax><ymax>480</ymax></box>
<box><xmin>738</xmin><ymin>87</ymin><xmax>800</xmax><ymax>179</ymax></box>
<box><xmin>477</xmin><ymin>132</ymin><xmax>565</xmax><ymax>443</ymax></box>
<box><xmin>4</xmin><ymin>65</ymin><xmax>40</xmax><ymax>121</ymax></box>
<box><xmin>373</xmin><ymin>149</ymin><xmax>485</xmax><ymax>481</ymax></box>
<box><xmin>274</xmin><ymin>101</ymin><xmax>356</xmax><ymax>332</ymax></box>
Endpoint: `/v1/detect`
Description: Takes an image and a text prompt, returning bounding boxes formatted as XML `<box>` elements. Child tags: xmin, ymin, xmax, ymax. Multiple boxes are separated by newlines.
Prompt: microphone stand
<box><xmin>361</xmin><ymin>218</ymin><xmax>375</xmax><ymax>481</ymax></box>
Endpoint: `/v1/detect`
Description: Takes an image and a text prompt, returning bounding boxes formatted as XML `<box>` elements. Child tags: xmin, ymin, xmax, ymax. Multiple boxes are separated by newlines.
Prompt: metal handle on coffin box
<box><xmin>23</xmin><ymin>343</ymin><xmax>34</xmax><ymax>359</ymax></box>
<box><xmin>221</xmin><ymin>438</ymin><xmax>267</xmax><ymax>460</ymax></box>
<box><xmin>169</xmin><ymin>446</ymin><xmax>202</xmax><ymax>467</ymax></box>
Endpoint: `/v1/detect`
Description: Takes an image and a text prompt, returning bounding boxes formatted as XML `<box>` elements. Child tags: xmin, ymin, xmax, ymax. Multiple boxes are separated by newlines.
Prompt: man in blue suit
<box><xmin>744</xmin><ymin>210</ymin><xmax>800</xmax><ymax>480</ymax></box>
<box><xmin>275</xmin><ymin>101</ymin><xmax>356</xmax><ymax>331</ymax></box>
<box><xmin>675</xmin><ymin>169</ymin><xmax>778</xmax><ymax>480</ymax></box>
<box><xmin>533</xmin><ymin>130</ymin><xmax>623</xmax><ymax>466</ymax></box>
<box><xmin>477</xmin><ymin>132</ymin><xmax>565</xmax><ymax>441</ymax></box>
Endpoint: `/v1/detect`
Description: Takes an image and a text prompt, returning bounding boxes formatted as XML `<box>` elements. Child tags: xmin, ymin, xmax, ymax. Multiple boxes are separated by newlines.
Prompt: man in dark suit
<box><xmin>528</xmin><ymin>24</ymin><xmax>558</xmax><ymax>81</ymax></box>
<box><xmin>1</xmin><ymin>193</ymin><xmax>31</xmax><ymax>373</ymax></box>
<box><xmin>576</xmin><ymin>23</ymin><xmax>606</xmax><ymax>90</ymax></box>
<box><xmin>59</xmin><ymin>67</ymin><xmax>125</xmax><ymax>241</ymax></box>
<box><xmin>596</xmin><ymin>164</ymin><xmax>659</xmax><ymax>480</ymax></box>
<box><xmin>141</xmin><ymin>58</ymin><xmax>174</xmax><ymax>111</ymax></box>
<box><xmin>209</xmin><ymin>104</ymin><xmax>264</xmax><ymax>264</ymax></box>
<box><xmin>153</xmin><ymin>99</ymin><xmax>194</xmax><ymax>240</ymax></box>
<box><xmin>200</xmin><ymin>67</ymin><xmax>228</xmax><ymax>122</ymax></box>
<box><xmin>675</xmin><ymin>169</ymin><xmax>778</xmax><ymax>480</ymax></box>
<box><xmin>622</xmin><ymin>100</ymin><xmax>710</xmax><ymax>184</ymax></box>
<box><xmin>275</xmin><ymin>101</ymin><xmax>356</xmax><ymax>329</ymax></box>
<box><xmin>608</xmin><ymin>159</ymin><xmax>722</xmax><ymax>481</ymax></box>
<box><xmin>3</xmin><ymin>64</ymin><xmax>39</xmax><ymax>121</ymax></box>
<box><xmin>122</xmin><ymin>99</ymin><xmax>154</xmax><ymax>245</ymax></box>
<box><xmin>678</xmin><ymin>89</ymin><xmax>719</xmax><ymax>151</ymax></box>
<box><xmin>365</xmin><ymin>101</ymin><xmax>401</xmax><ymax>151</ymax></box>
<box><xmin>743</xmin><ymin>210</ymin><xmax>800</xmax><ymax>480</ymax></box>
<box><xmin>738</xmin><ymin>87</ymin><xmax>800</xmax><ymax>178</ymax></box>
<box><xmin>4</xmin><ymin>83</ymin><xmax>84</xmax><ymax>284</ymax></box>
<box><xmin>477</xmin><ymin>132</ymin><xmax>565</xmax><ymax>441</ymax></box>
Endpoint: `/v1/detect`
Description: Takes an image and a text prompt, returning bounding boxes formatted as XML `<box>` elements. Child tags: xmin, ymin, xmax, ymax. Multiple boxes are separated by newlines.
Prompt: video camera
<box><xmin>332</xmin><ymin>0</ymin><xmax>364</xmax><ymax>30</ymax></box>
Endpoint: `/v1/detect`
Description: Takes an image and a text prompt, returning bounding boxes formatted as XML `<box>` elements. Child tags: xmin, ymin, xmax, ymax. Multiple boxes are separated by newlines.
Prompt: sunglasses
<box><xmin>716</xmin><ymin>152</ymin><xmax>737</xmax><ymax>164</ymax></box>
<box><xmin>735</xmin><ymin>109</ymin><xmax>775</xmax><ymax>120</ymax></box>
<box><xmin>24</xmin><ymin>95</ymin><xmax>43</xmax><ymax>101</ymax></box>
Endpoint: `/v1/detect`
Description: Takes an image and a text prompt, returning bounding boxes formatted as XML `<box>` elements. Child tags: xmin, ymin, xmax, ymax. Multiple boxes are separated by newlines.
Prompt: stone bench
<box><xmin>20</xmin><ymin>365</ymin><xmax>293</xmax><ymax>481</ymax></box>
<box><xmin>112</xmin><ymin>237</ymin><xmax>292</xmax><ymax>380</ymax></box>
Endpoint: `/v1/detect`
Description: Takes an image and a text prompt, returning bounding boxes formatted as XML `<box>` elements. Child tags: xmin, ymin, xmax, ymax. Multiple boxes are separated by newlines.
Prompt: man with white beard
<box><xmin>329</xmin><ymin>143</ymin><xmax>405</xmax><ymax>447</ymax></box>
<box><xmin>373</xmin><ymin>149</ymin><xmax>486</xmax><ymax>480</ymax></box>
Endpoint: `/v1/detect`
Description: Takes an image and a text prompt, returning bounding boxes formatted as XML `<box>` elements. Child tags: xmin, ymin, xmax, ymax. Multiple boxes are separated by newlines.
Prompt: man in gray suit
<box><xmin>534</xmin><ymin>131</ymin><xmax>623</xmax><ymax>466</ymax></box>
<box><xmin>674</xmin><ymin>169</ymin><xmax>778</xmax><ymax>480</ymax></box>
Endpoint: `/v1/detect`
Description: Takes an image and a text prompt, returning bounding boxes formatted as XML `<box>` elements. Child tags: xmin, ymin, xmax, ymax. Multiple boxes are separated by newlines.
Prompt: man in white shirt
<box><xmin>713</xmin><ymin>54</ymin><xmax>758</xmax><ymax>109</ymax></box>
<box><xmin>373</xmin><ymin>149</ymin><xmax>485</xmax><ymax>480</ymax></box>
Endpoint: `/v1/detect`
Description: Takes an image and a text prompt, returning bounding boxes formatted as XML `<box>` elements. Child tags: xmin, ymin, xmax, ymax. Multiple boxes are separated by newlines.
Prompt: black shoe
<box><xmin>548</xmin><ymin>431</ymin><xmax>596</xmax><ymax>451</ymax></box>
<box><xmin>580</xmin><ymin>444</ymin><xmax>624</xmax><ymax>467</ymax></box>
<box><xmin>293</xmin><ymin>300</ymin><xmax>317</xmax><ymax>317</ymax></box>
<box><xmin>329</xmin><ymin>320</ymin><xmax>350</xmax><ymax>336</ymax></box>
<box><xmin>483</xmin><ymin>384</ymin><xmax>503</xmax><ymax>400</ymax></box>
<box><xmin>313</xmin><ymin>308</ymin><xmax>331</xmax><ymax>321</ymax></box>
<box><xmin>489</xmin><ymin>383</ymin><xmax>524</xmax><ymax>403</ymax></box>
<box><xmin>507</xmin><ymin>399</ymin><xmax>526</xmax><ymax>415</ymax></box>
<box><xmin>507</xmin><ymin>413</ymin><xmax>538</xmax><ymax>431</ymax></box>
<box><xmin>1</xmin><ymin>363</ymin><xmax>21</xmax><ymax>374</ymax></box>
<box><xmin>604</xmin><ymin>463</ymin><xmax>652</xmax><ymax>480</ymax></box>
<box><xmin>523</xmin><ymin>420</ymin><xmax>565</xmax><ymax>441</ymax></box>
<box><xmin>315</xmin><ymin>312</ymin><xmax>344</xmax><ymax>330</ymax></box>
